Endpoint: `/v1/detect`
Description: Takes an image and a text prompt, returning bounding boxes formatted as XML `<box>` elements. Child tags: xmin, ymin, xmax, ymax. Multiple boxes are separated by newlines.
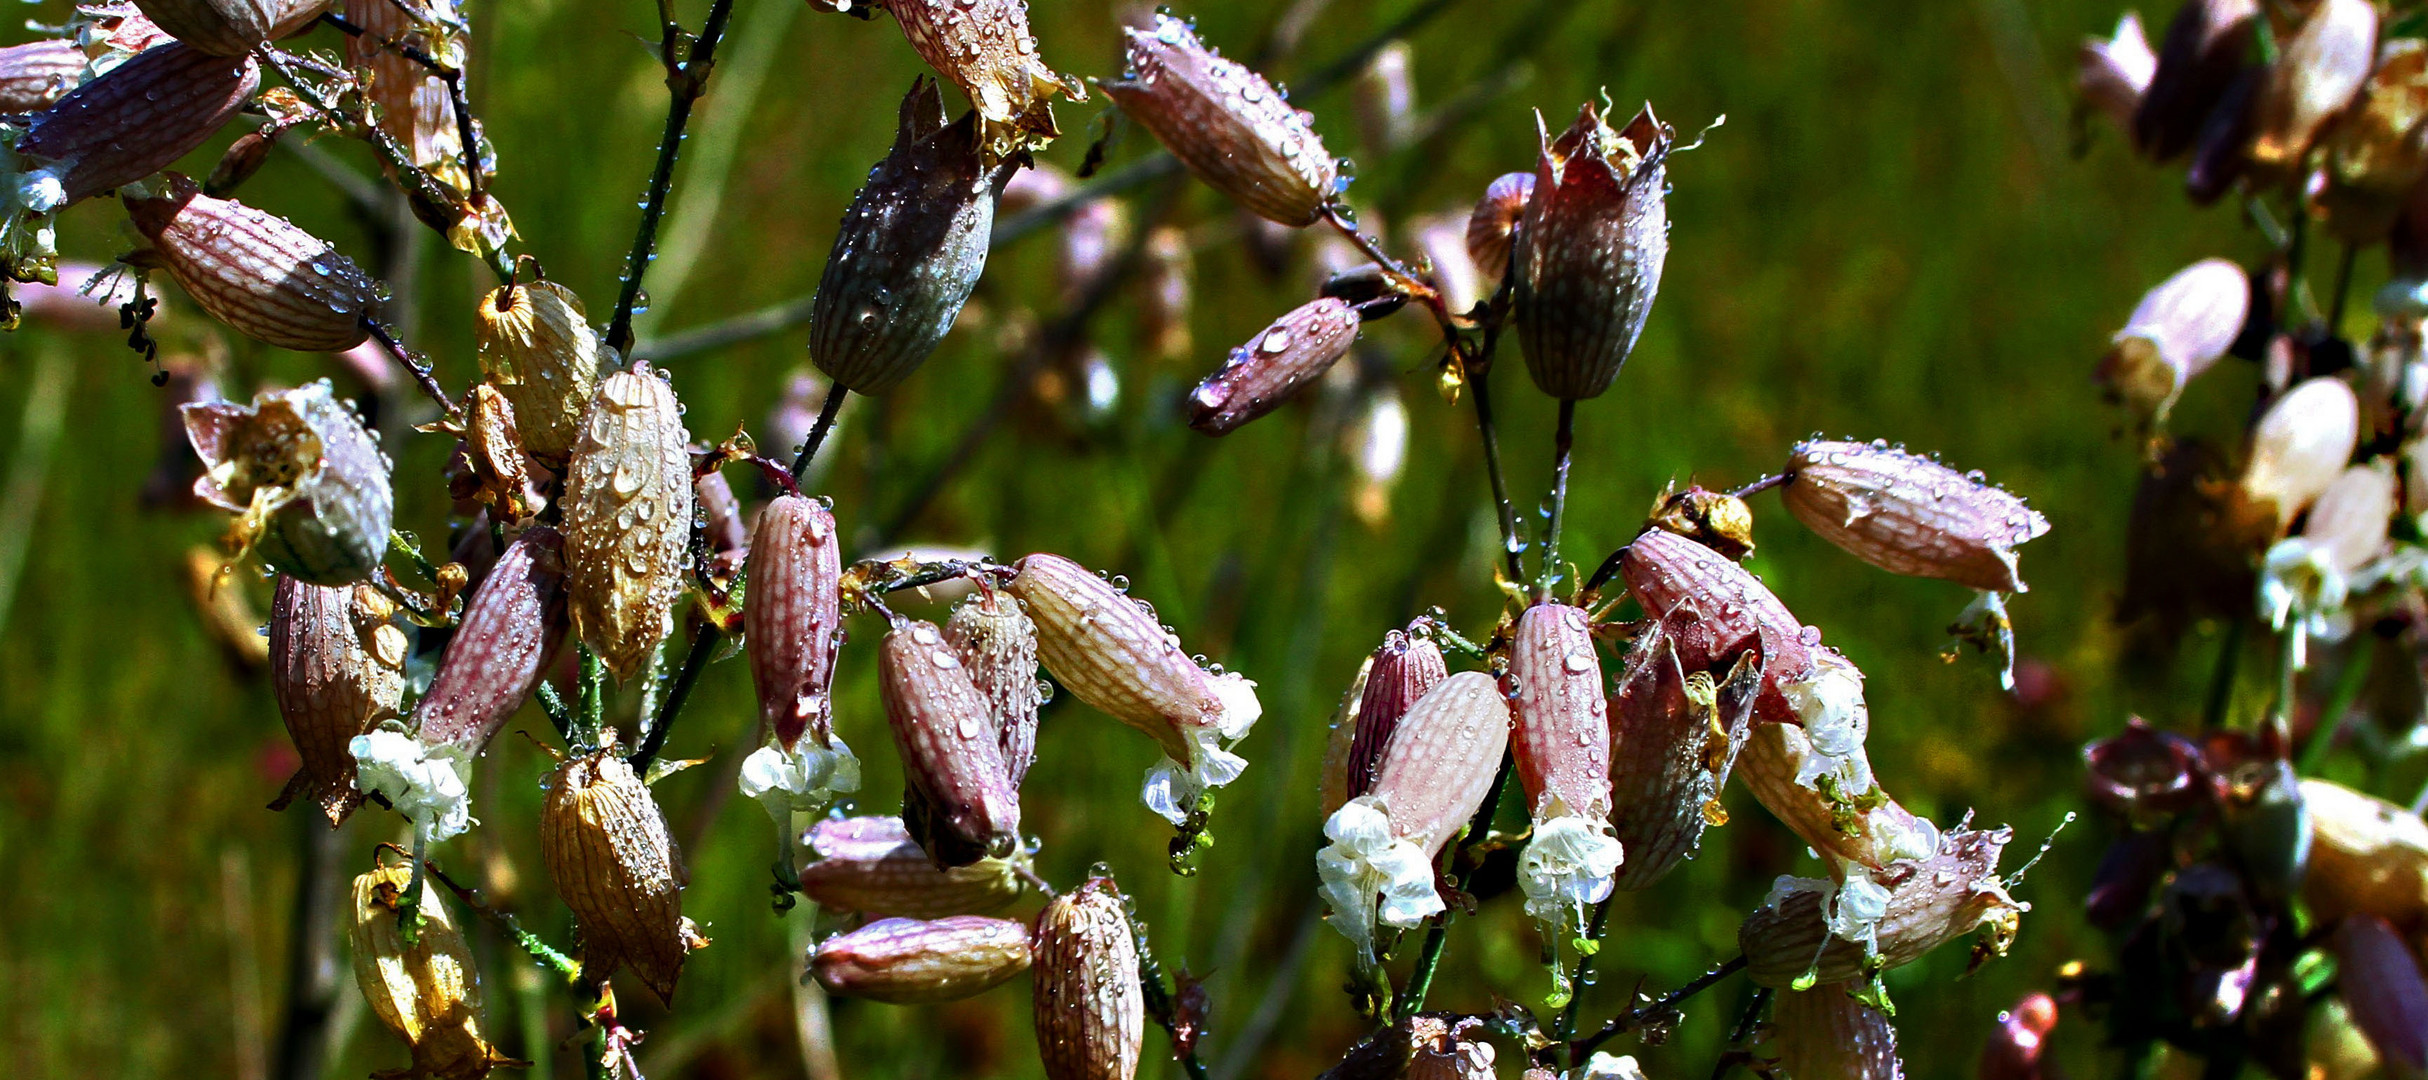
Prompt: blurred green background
<box><xmin>0</xmin><ymin>0</ymin><xmax>2350</xmax><ymax>1077</ymax></box>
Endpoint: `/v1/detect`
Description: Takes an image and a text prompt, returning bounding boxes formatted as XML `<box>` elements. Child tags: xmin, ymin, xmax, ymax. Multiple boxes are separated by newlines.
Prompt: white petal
<box><xmin>1519</xmin><ymin>814</ymin><xmax>1624</xmax><ymax>931</ymax></box>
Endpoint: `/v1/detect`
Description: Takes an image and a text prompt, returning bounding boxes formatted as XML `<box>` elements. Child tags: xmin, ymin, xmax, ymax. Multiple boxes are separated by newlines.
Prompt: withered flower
<box><xmin>880</xmin><ymin>617</ymin><xmax>1023</xmax><ymax>867</ymax></box>
<box><xmin>183</xmin><ymin>380</ymin><xmax>392</xmax><ymax>586</ymax></box>
<box><xmin>134</xmin><ymin>0</ymin><xmax>326</xmax><ymax>57</ymax></box>
<box><xmin>1099</xmin><ymin>13</ymin><xmax>1339</xmax><ymax>227</ymax></box>
<box><xmin>1511</xmin><ymin>101</ymin><xmax>1672</xmax><ymax>401</ymax></box>
<box><xmin>541</xmin><ymin>740</ymin><xmax>706</xmax><ymax>1004</ymax></box>
<box><xmin>1732</xmin><ymin>650</ymin><xmax>1943</xmax><ymax>872</ymax></box>
<box><xmin>1618</xmin><ymin>527</ymin><xmax>1815</xmax><ymax>723</ymax></box>
<box><xmin>474</xmin><ymin>278</ymin><xmax>603</xmax><ymax>466</ymax></box>
<box><xmin>1606</xmin><ymin>612</ymin><xmax>1762</xmax><ymax>890</ymax></box>
<box><xmin>350</xmin><ymin>861</ymin><xmax>520</xmax><ymax>1080</ymax></box>
<box><xmin>448</xmin><ymin>385</ymin><xmax>539</xmax><ymax>523</ymax></box>
<box><xmin>809</xmin><ymin>78</ymin><xmax>1014</xmax><ymax>396</ymax></box>
<box><xmin>882</xmin><ymin>0</ymin><xmax>1083</xmax><ymax>162</ymax></box>
<box><xmin>1187</xmin><ymin>297</ymin><xmax>1363</xmax><ymax>435</ymax></box>
<box><xmin>1740</xmin><ymin>822</ymin><xmax>2024</xmax><ymax>990</ymax></box>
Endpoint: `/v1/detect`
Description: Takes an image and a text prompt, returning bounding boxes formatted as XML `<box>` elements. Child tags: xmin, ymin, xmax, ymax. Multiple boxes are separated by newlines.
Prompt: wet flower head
<box><xmin>184</xmin><ymin>381</ymin><xmax>393</xmax><ymax>586</ymax></box>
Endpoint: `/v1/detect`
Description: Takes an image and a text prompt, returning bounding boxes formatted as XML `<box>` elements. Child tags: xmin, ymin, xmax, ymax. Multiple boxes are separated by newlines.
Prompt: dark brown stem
<box><xmin>789</xmin><ymin>385</ymin><xmax>847</xmax><ymax>481</ymax></box>
<box><xmin>1542</xmin><ymin>398</ymin><xmax>1576</xmax><ymax>597</ymax></box>
<box><xmin>364</xmin><ymin>321</ymin><xmax>458</xmax><ymax>416</ymax></box>
<box><xmin>1567</xmin><ymin>954</ymin><xmax>1749</xmax><ymax>1062</ymax></box>
<box><xmin>270</xmin><ymin>816</ymin><xmax>342</xmax><ymax>1080</ymax></box>
<box><xmin>1728</xmin><ymin>473</ymin><xmax>1788</xmax><ymax>500</ymax></box>
<box><xmin>604</xmin><ymin>0</ymin><xmax>739</xmax><ymax>357</ymax></box>
<box><xmin>628</xmin><ymin>622</ymin><xmax>718</xmax><ymax>773</ymax></box>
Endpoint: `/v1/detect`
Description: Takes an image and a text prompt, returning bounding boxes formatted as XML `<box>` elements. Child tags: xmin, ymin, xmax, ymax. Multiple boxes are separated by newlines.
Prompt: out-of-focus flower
<box><xmin>2317</xmin><ymin>39</ymin><xmax>2428</xmax><ymax>245</ymax></box>
<box><xmin>2135</xmin><ymin>0</ymin><xmax>2258</xmax><ymax>161</ymax></box>
<box><xmin>1741</xmin><ymin>823</ymin><xmax>2024</xmax><ymax>989</ymax></box>
<box><xmin>2260</xmin><ymin>460</ymin><xmax>2394</xmax><ymax>666</ymax></box>
<box><xmin>2099</xmin><ymin>258</ymin><xmax>2249</xmax><ymax>422</ymax></box>
<box><xmin>2240</xmin><ymin>377</ymin><xmax>2361</xmax><ymax>535</ymax></box>
<box><xmin>2246</xmin><ymin>0</ymin><xmax>2378</xmax><ymax>185</ymax></box>
<box><xmin>1977</xmin><ymin>993</ymin><xmax>2060</xmax><ymax>1080</ymax></box>
<box><xmin>2084</xmin><ymin>716</ymin><xmax>2208</xmax><ymax>819</ymax></box>
<box><xmin>2301</xmin><ymin>778</ymin><xmax>2428</xmax><ymax>933</ymax></box>
<box><xmin>2331</xmin><ymin>914</ymin><xmax>2428</xmax><ymax>1079</ymax></box>
<box><xmin>2080</xmin><ymin>13</ymin><xmax>2157</xmax><ymax>134</ymax></box>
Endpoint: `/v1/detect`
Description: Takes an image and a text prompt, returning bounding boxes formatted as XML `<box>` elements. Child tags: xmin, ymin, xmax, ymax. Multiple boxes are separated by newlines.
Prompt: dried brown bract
<box><xmin>883</xmin><ymin>0</ymin><xmax>1083</xmax><ymax>162</ymax></box>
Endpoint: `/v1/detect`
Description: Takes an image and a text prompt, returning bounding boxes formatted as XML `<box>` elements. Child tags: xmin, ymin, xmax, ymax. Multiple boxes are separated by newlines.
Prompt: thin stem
<box><xmin>1469</xmin><ymin>357</ymin><xmax>1526</xmax><ymax>585</ymax></box>
<box><xmin>2298</xmin><ymin>640</ymin><xmax>2373</xmax><ymax>776</ymax></box>
<box><xmin>2329</xmin><ymin>242</ymin><xmax>2359</xmax><ymax>334</ymax></box>
<box><xmin>577</xmin><ymin>643</ymin><xmax>605</xmax><ymax>748</ymax></box>
<box><xmin>364</xmin><ymin>322</ymin><xmax>458</xmax><ymax>416</ymax></box>
<box><xmin>604</xmin><ymin>0</ymin><xmax>740</xmax><ymax>357</ymax></box>
<box><xmin>1728</xmin><ymin>473</ymin><xmax>1788</xmax><ymax>500</ymax></box>
<box><xmin>2274</xmin><ymin>625</ymin><xmax>2299</xmax><ymax>744</ymax></box>
<box><xmin>1395</xmin><ymin>750</ymin><xmax>1514</xmax><ymax>1022</ymax></box>
<box><xmin>629</xmin><ymin>623</ymin><xmax>718</xmax><ymax>773</ymax></box>
<box><xmin>1552</xmin><ymin>898</ymin><xmax>1612</xmax><ymax>1066</ymax></box>
<box><xmin>2202</xmin><ymin>618</ymin><xmax>2246</xmax><ymax>731</ymax></box>
<box><xmin>1543</xmin><ymin>398</ymin><xmax>1576</xmax><ymax>597</ymax></box>
<box><xmin>789</xmin><ymin>385</ymin><xmax>848</xmax><ymax>480</ymax></box>
<box><xmin>1137</xmin><ymin>942</ymin><xmax>1211</xmax><ymax>1080</ymax></box>
<box><xmin>1569</xmin><ymin>954</ymin><xmax>1750</xmax><ymax>1062</ymax></box>
<box><xmin>423</xmin><ymin>861</ymin><xmax>583</xmax><ymax>982</ymax></box>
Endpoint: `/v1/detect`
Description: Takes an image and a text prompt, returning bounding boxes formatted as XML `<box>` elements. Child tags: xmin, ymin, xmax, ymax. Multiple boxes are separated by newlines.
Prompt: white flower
<box><xmin>1141</xmin><ymin>672</ymin><xmax>1261</xmax><ymax>824</ymax></box>
<box><xmin>0</xmin><ymin>139</ymin><xmax>62</xmax><ymax>285</ymax></box>
<box><xmin>1781</xmin><ymin>660</ymin><xmax>1874</xmax><ymax>794</ymax></box>
<box><xmin>2260</xmin><ymin>537</ymin><xmax>2351</xmax><ymax>668</ymax></box>
<box><xmin>1827</xmin><ymin>869</ymin><xmax>1893</xmax><ymax>952</ymax></box>
<box><xmin>349</xmin><ymin>729</ymin><xmax>473</xmax><ymax>844</ymax></box>
<box><xmin>737</xmin><ymin>735</ymin><xmax>862</xmax><ymax>828</ymax></box>
<box><xmin>1314</xmin><ymin>797</ymin><xmax>1442</xmax><ymax>966</ymax></box>
<box><xmin>1518</xmin><ymin>810</ymin><xmax>1624</xmax><ymax>935</ymax></box>
<box><xmin>1580</xmin><ymin>1053</ymin><xmax>1650</xmax><ymax>1080</ymax></box>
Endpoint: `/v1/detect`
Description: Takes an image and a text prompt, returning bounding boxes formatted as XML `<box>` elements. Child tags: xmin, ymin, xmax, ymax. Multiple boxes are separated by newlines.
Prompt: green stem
<box><xmin>1552</xmin><ymin>898</ymin><xmax>1612</xmax><ymax>1058</ymax></box>
<box><xmin>2298</xmin><ymin>640</ymin><xmax>2373</xmax><ymax>776</ymax></box>
<box><xmin>1542</xmin><ymin>398</ymin><xmax>1576</xmax><ymax>598</ymax></box>
<box><xmin>2274</xmin><ymin>626</ymin><xmax>2299</xmax><ymax>743</ymax></box>
<box><xmin>629</xmin><ymin>623</ymin><xmax>718</xmax><ymax>773</ymax></box>
<box><xmin>789</xmin><ymin>385</ymin><xmax>847</xmax><ymax>480</ymax></box>
<box><xmin>422</xmin><ymin>862</ymin><xmax>582</xmax><ymax>982</ymax></box>
<box><xmin>2203</xmin><ymin>619</ymin><xmax>2246</xmax><ymax>730</ymax></box>
<box><xmin>577</xmin><ymin>643</ymin><xmax>605</xmax><ymax>749</ymax></box>
<box><xmin>604</xmin><ymin>0</ymin><xmax>741</xmax><ymax>357</ymax></box>
<box><xmin>1395</xmin><ymin>750</ymin><xmax>1514</xmax><ymax>1022</ymax></box>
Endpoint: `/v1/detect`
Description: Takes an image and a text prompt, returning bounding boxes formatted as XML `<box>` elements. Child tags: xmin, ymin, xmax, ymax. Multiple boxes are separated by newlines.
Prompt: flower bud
<box><xmin>1607</xmin><ymin>612</ymin><xmax>1762</xmax><ymax>890</ymax></box>
<box><xmin>540</xmin><ymin>743</ymin><xmax>705</xmax><ymax>1005</ymax></box>
<box><xmin>2300</xmin><ymin>778</ymin><xmax>2428</xmax><ymax>931</ymax></box>
<box><xmin>474</xmin><ymin>279</ymin><xmax>604</xmax><ymax>466</ymax></box>
<box><xmin>2246</xmin><ymin>0</ymin><xmax>2377</xmax><ymax>181</ymax></box>
<box><xmin>1741</xmin><ymin>823</ymin><xmax>2023</xmax><ymax>989</ymax></box>
<box><xmin>809</xmin><ymin>915</ymin><xmax>1031</xmax><ymax>1004</ymax></box>
<box><xmin>744</xmin><ymin>494</ymin><xmax>844</xmax><ymax>752</ymax></box>
<box><xmin>2241</xmin><ymin>377</ymin><xmax>2362</xmax><ymax>533</ymax></box>
<box><xmin>411</xmin><ymin>526</ymin><xmax>569</xmax><ymax>751</ymax></box>
<box><xmin>1099</xmin><ymin>14</ymin><xmax>1338</xmax><ymax>227</ymax></box>
<box><xmin>134</xmin><ymin>0</ymin><xmax>326</xmax><ymax>56</ymax></box>
<box><xmin>1008</xmin><ymin>552</ymin><xmax>1261</xmax><ymax>824</ymax></box>
<box><xmin>1512</xmin><ymin>102</ymin><xmax>1672</xmax><ymax>400</ymax></box>
<box><xmin>945</xmin><ymin>585</ymin><xmax>1044</xmax><ymax>784</ymax></box>
<box><xmin>1978</xmin><ymin>993</ymin><xmax>2060</xmax><ymax>1080</ymax></box>
<box><xmin>561</xmin><ymin>362</ymin><xmax>694</xmax><ymax>682</ymax></box>
<box><xmin>1316</xmin><ymin>672</ymin><xmax>1509</xmax><ymax>965</ymax></box>
<box><xmin>2331</xmin><ymin>914</ymin><xmax>2428</xmax><ymax>1078</ymax></box>
<box><xmin>2099</xmin><ymin>258</ymin><xmax>2249</xmax><ymax>419</ymax></box>
<box><xmin>1034</xmin><ymin>875</ymin><xmax>1145</xmax><ymax>1080</ymax></box>
<box><xmin>1187</xmin><ymin>297</ymin><xmax>1362</xmax><ymax>435</ymax></box>
<box><xmin>2083</xmin><ymin>717</ymin><xmax>2207</xmax><ymax>819</ymax></box>
<box><xmin>1618</xmin><ymin>527</ymin><xmax>1815</xmax><ymax>723</ymax></box>
<box><xmin>267</xmin><ymin>578</ymin><xmax>404</xmax><ymax>825</ymax></box>
<box><xmin>2135</xmin><ymin>0</ymin><xmax>2258</xmax><ymax>160</ymax></box>
<box><xmin>809</xmin><ymin>78</ymin><xmax>1010</xmax><ymax>395</ymax></box>
<box><xmin>1733</xmin><ymin>651</ymin><xmax>1942</xmax><ymax>872</ymax></box>
<box><xmin>1405</xmin><ymin>1015</ymin><xmax>1497</xmax><ymax>1080</ymax></box>
<box><xmin>1782</xmin><ymin>440</ymin><xmax>2050</xmax><ymax>594</ymax></box>
<box><xmin>14</xmin><ymin>42</ymin><xmax>256</xmax><ymax>204</ymax></box>
<box><xmin>2079</xmin><ymin>13</ymin><xmax>2156</xmax><ymax>134</ymax></box>
<box><xmin>2317</xmin><ymin>40</ymin><xmax>2428</xmax><ymax>245</ymax></box>
<box><xmin>885</xmin><ymin>0</ymin><xmax>1082</xmax><ymax>161</ymax></box>
<box><xmin>1774</xmin><ymin>984</ymin><xmax>1905</xmax><ymax>1080</ymax></box>
<box><xmin>1342</xmin><ymin>628</ymin><xmax>1448</xmax><ymax>807</ymax></box>
<box><xmin>1509</xmin><ymin>604</ymin><xmax>1621</xmax><ymax>930</ymax></box>
<box><xmin>797</xmin><ymin>815</ymin><xmax>1021</xmax><ymax>918</ymax></box>
<box><xmin>349</xmin><ymin>862</ymin><xmax>518</xmax><ymax>1080</ymax></box>
<box><xmin>1465</xmin><ymin>171</ymin><xmax>1533</xmax><ymax>282</ymax></box>
<box><xmin>0</xmin><ymin>39</ymin><xmax>87</xmax><ymax>114</ymax></box>
<box><xmin>881</xmin><ymin>618</ymin><xmax>1023</xmax><ymax>867</ymax></box>
<box><xmin>183</xmin><ymin>380</ymin><xmax>392</xmax><ymax>585</ymax></box>
<box><xmin>127</xmin><ymin>175</ymin><xmax>381</xmax><ymax>351</ymax></box>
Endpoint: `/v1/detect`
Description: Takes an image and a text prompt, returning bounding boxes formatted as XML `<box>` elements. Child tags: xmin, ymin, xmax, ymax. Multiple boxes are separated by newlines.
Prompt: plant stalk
<box><xmin>604</xmin><ymin>0</ymin><xmax>740</xmax><ymax>357</ymax></box>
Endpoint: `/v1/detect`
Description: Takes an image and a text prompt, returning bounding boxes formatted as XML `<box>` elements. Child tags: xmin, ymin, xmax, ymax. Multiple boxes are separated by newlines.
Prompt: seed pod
<box><xmin>134</xmin><ymin>0</ymin><xmax>325</xmax><ymax>56</ymax></box>
<box><xmin>1187</xmin><ymin>297</ymin><xmax>1362</xmax><ymax>435</ymax></box>
<box><xmin>2331</xmin><ymin>914</ymin><xmax>2428</xmax><ymax>1078</ymax></box>
<box><xmin>266</xmin><ymin>578</ymin><xmax>404</xmax><ymax>825</ymax></box>
<box><xmin>1405</xmin><ymin>1015</ymin><xmax>1497</xmax><ymax>1080</ymax></box>
<box><xmin>797</xmin><ymin>815</ymin><xmax>1022</xmax><ymax>918</ymax></box>
<box><xmin>2301</xmin><ymin>779</ymin><xmax>2428</xmax><ymax>932</ymax></box>
<box><xmin>346</xmin><ymin>0</ymin><xmax>473</xmax><ymax>190</ymax></box>
<box><xmin>2135</xmin><ymin>0</ymin><xmax>2258</xmax><ymax>160</ymax></box>
<box><xmin>2317</xmin><ymin>40</ymin><xmax>2428</xmax><ymax>245</ymax></box>
<box><xmin>1740</xmin><ymin>824</ymin><xmax>2022</xmax><ymax>989</ymax></box>
<box><xmin>1512</xmin><ymin>101</ymin><xmax>1671</xmax><ymax>401</ymax></box>
<box><xmin>809</xmin><ymin>78</ymin><xmax>1011</xmax><ymax>396</ymax></box>
<box><xmin>183</xmin><ymin>380</ymin><xmax>392</xmax><ymax>585</ymax></box>
<box><xmin>884</xmin><ymin>0</ymin><xmax>1082</xmax><ymax>161</ymax></box>
<box><xmin>1099</xmin><ymin>14</ymin><xmax>1338</xmax><ymax>228</ymax></box>
<box><xmin>1007</xmin><ymin>552</ymin><xmax>1261</xmax><ymax>824</ymax></box>
<box><xmin>473</xmin><ymin>279</ymin><xmax>603</xmax><ymax>466</ymax></box>
<box><xmin>411</xmin><ymin>527</ymin><xmax>568</xmax><ymax>752</ymax></box>
<box><xmin>15</xmin><ymin>42</ymin><xmax>256</xmax><ymax>207</ymax></box>
<box><xmin>561</xmin><ymin>362</ymin><xmax>693</xmax><ymax>682</ymax></box>
<box><xmin>0</xmin><ymin>38</ymin><xmax>86</xmax><ymax>113</ymax></box>
<box><xmin>2099</xmin><ymin>258</ymin><xmax>2250</xmax><ymax>419</ymax></box>
<box><xmin>881</xmin><ymin>618</ymin><xmax>1023</xmax><ymax>867</ymax></box>
<box><xmin>540</xmin><ymin>744</ymin><xmax>703</xmax><ymax>1005</ymax></box>
<box><xmin>1978</xmin><ymin>993</ymin><xmax>2060</xmax><ymax>1080</ymax></box>
<box><xmin>1032</xmin><ymin>876</ymin><xmax>1145</xmax><ymax>1080</ymax></box>
<box><xmin>2246</xmin><ymin>0</ymin><xmax>2377</xmax><ymax>182</ymax></box>
<box><xmin>1618</xmin><ymin>527</ymin><xmax>1814</xmax><ymax>723</ymax></box>
<box><xmin>1733</xmin><ymin>653</ymin><xmax>1942</xmax><ymax>872</ymax></box>
<box><xmin>1316</xmin><ymin>673</ymin><xmax>1510</xmax><ymax>962</ymax></box>
<box><xmin>349</xmin><ymin>862</ymin><xmax>518</xmax><ymax>1080</ymax></box>
<box><xmin>2241</xmin><ymin>377</ymin><xmax>2362</xmax><ymax>534</ymax></box>
<box><xmin>2079</xmin><ymin>13</ymin><xmax>2157</xmax><ymax>134</ymax></box>
<box><xmin>944</xmin><ymin>585</ymin><xmax>1043</xmax><ymax>784</ymax></box>
<box><xmin>810</xmin><ymin>915</ymin><xmax>1031</xmax><ymax>1004</ymax></box>
<box><xmin>1465</xmin><ymin>171</ymin><xmax>1534</xmax><ymax>282</ymax></box>
<box><xmin>744</xmin><ymin>494</ymin><xmax>843</xmax><ymax>752</ymax></box>
<box><xmin>127</xmin><ymin>175</ymin><xmax>380</xmax><ymax>352</ymax></box>
<box><xmin>1343</xmin><ymin>628</ymin><xmax>1447</xmax><ymax>806</ymax></box>
<box><xmin>1782</xmin><ymin>440</ymin><xmax>2050</xmax><ymax>593</ymax></box>
<box><xmin>1607</xmin><ymin>614</ymin><xmax>1763</xmax><ymax>890</ymax></box>
<box><xmin>1774</xmin><ymin>984</ymin><xmax>1905</xmax><ymax>1080</ymax></box>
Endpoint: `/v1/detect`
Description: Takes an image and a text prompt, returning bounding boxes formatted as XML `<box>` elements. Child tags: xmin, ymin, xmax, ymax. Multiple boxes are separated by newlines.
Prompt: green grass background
<box><xmin>0</xmin><ymin>0</ymin><xmax>2366</xmax><ymax>1076</ymax></box>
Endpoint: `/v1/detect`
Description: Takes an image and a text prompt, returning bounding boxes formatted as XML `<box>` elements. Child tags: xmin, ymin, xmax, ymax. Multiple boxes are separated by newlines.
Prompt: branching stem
<box><xmin>604</xmin><ymin>0</ymin><xmax>740</xmax><ymax>357</ymax></box>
